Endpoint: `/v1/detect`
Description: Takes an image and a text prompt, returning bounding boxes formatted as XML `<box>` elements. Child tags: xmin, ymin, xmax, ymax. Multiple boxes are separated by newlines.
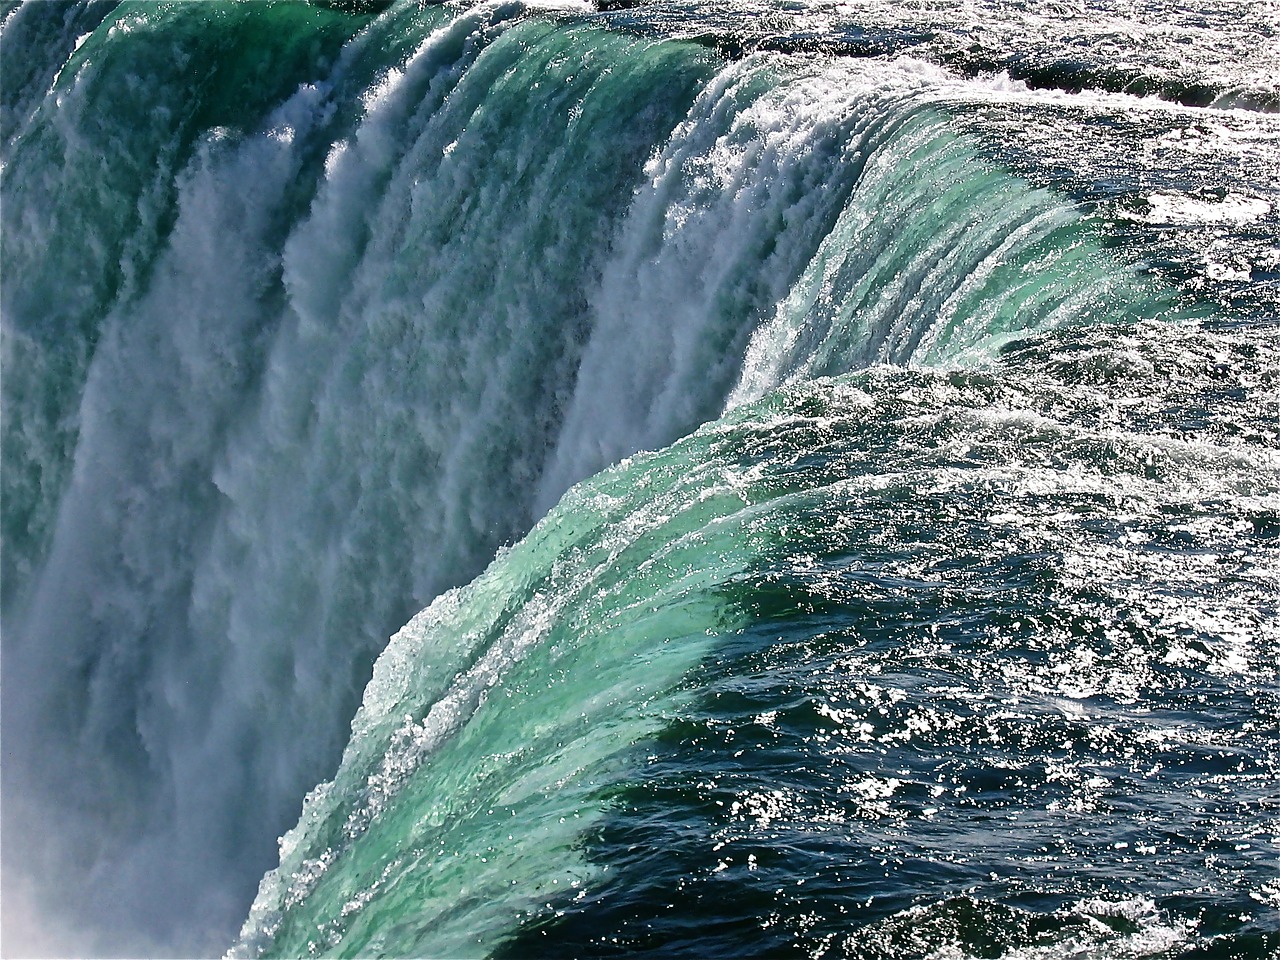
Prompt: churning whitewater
<box><xmin>1</xmin><ymin>0</ymin><xmax>1276</xmax><ymax>957</ymax></box>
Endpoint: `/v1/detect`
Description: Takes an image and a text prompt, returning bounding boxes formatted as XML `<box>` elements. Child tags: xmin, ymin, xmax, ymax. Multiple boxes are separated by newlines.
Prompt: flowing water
<box><xmin>0</xmin><ymin>0</ymin><xmax>1276</xmax><ymax>957</ymax></box>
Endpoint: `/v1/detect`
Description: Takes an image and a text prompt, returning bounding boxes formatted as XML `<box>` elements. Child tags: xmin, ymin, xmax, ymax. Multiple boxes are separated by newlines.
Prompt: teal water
<box><xmin>1</xmin><ymin>1</ymin><xmax>1276</xmax><ymax>957</ymax></box>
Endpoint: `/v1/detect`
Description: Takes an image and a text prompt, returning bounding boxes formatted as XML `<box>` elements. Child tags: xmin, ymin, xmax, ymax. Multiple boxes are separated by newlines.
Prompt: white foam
<box><xmin>1126</xmin><ymin>191</ymin><xmax>1272</xmax><ymax>225</ymax></box>
<box><xmin>535</xmin><ymin>57</ymin><xmax>945</xmax><ymax>513</ymax></box>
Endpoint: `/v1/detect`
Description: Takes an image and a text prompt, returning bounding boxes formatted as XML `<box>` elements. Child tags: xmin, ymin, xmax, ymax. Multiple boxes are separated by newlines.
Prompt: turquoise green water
<box><xmin>1</xmin><ymin>1</ymin><xmax>1275</xmax><ymax>956</ymax></box>
<box><xmin>237</xmin><ymin>320</ymin><xmax>1280</xmax><ymax>958</ymax></box>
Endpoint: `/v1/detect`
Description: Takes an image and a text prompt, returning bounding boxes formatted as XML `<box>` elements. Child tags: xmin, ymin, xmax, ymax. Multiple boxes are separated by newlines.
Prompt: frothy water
<box><xmin>1</xmin><ymin>0</ymin><xmax>1276</xmax><ymax>956</ymax></box>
